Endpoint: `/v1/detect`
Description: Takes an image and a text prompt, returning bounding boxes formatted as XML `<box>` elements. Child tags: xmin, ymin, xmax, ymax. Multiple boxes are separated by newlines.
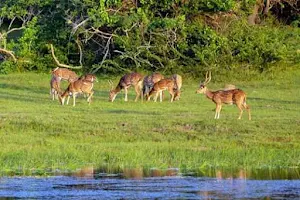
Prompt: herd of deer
<box><xmin>50</xmin><ymin>67</ymin><xmax>251</xmax><ymax>120</ymax></box>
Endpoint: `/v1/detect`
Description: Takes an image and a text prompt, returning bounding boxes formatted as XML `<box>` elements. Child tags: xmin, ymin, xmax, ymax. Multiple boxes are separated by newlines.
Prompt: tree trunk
<box><xmin>263</xmin><ymin>0</ymin><xmax>270</xmax><ymax>15</ymax></box>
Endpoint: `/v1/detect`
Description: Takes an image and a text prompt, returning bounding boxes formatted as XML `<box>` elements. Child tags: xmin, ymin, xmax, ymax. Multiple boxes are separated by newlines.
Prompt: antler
<box><xmin>203</xmin><ymin>71</ymin><xmax>211</xmax><ymax>85</ymax></box>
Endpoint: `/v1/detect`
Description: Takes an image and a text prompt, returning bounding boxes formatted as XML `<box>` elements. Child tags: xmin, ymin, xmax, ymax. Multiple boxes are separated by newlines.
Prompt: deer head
<box><xmin>196</xmin><ymin>71</ymin><xmax>211</xmax><ymax>94</ymax></box>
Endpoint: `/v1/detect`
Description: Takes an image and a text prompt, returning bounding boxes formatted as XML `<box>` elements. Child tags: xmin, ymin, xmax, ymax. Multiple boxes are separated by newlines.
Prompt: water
<box><xmin>0</xmin><ymin>172</ymin><xmax>300</xmax><ymax>199</ymax></box>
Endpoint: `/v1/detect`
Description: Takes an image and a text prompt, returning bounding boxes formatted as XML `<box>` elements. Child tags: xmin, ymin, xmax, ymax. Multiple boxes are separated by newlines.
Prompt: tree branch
<box><xmin>8</xmin><ymin>17</ymin><xmax>16</xmax><ymax>31</ymax></box>
<box><xmin>0</xmin><ymin>48</ymin><xmax>17</xmax><ymax>62</ymax></box>
<box><xmin>75</xmin><ymin>37</ymin><xmax>83</xmax><ymax>66</ymax></box>
<box><xmin>91</xmin><ymin>36</ymin><xmax>112</xmax><ymax>73</ymax></box>
<box><xmin>6</xmin><ymin>26</ymin><xmax>26</xmax><ymax>35</ymax></box>
<box><xmin>50</xmin><ymin>44</ymin><xmax>82</xmax><ymax>69</ymax></box>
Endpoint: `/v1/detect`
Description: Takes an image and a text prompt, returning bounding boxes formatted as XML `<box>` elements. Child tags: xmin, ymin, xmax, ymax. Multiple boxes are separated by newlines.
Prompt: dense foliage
<box><xmin>0</xmin><ymin>0</ymin><xmax>299</xmax><ymax>77</ymax></box>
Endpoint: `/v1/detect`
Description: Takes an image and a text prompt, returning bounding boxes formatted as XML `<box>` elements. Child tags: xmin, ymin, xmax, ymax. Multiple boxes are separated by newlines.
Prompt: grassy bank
<box><xmin>0</xmin><ymin>71</ymin><xmax>299</xmax><ymax>175</ymax></box>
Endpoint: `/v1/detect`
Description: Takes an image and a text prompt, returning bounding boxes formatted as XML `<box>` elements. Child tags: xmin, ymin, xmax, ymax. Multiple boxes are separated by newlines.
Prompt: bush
<box><xmin>0</xmin><ymin>61</ymin><xmax>16</xmax><ymax>74</ymax></box>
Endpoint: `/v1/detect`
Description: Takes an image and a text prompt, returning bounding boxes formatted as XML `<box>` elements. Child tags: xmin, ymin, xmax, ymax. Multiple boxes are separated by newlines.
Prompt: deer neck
<box><xmin>61</xmin><ymin>90</ymin><xmax>70</xmax><ymax>98</ymax></box>
<box><xmin>113</xmin><ymin>85</ymin><xmax>122</xmax><ymax>93</ymax></box>
<box><xmin>205</xmin><ymin>89</ymin><xmax>214</xmax><ymax>100</ymax></box>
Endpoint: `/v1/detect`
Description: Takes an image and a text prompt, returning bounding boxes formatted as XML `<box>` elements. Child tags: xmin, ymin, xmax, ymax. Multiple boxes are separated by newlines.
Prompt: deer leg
<box><xmin>147</xmin><ymin>89</ymin><xmax>153</xmax><ymax>101</ymax></box>
<box><xmin>54</xmin><ymin>91</ymin><xmax>57</xmax><ymax>100</ymax></box>
<box><xmin>237</xmin><ymin>104</ymin><xmax>243</xmax><ymax>119</ymax></box>
<box><xmin>147</xmin><ymin>93</ymin><xmax>151</xmax><ymax>101</ymax></box>
<box><xmin>215</xmin><ymin>104</ymin><xmax>221</xmax><ymax>119</ymax></box>
<box><xmin>170</xmin><ymin>93</ymin><xmax>174</xmax><ymax>102</ymax></box>
<box><xmin>66</xmin><ymin>95</ymin><xmax>71</xmax><ymax>105</ymax></box>
<box><xmin>159</xmin><ymin>91</ymin><xmax>163</xmax><ymax>102</ymax></box>
<box><xmin>145</xmin><ymin>88</ymin><xmax>150</xmax><ymax>100</ymax></box>
<box><xmin>214</xmin><ymin>107</ymin><xmax>218</xmax><ymax>119</ymax></box>
<box><xmin>73</xmin><ymin>94</ymin><xmax>76</xmax><ymax>107</ymax></box>
<box><xmin>55</xmin><ymin>91</ymin><xmax>59</xmax><ymax>100</ymax></box>
<box><xmin>138</xmin><ymin>80</ymin><xmax>143</xmax><ymax>102</ymax></box>
<box><xmin>134</xmin><ymin>85</ymin><xmax>141</xmax><ymax>102</ymax></box>
<box><xmin>86</xmin><ymin>93</ymin><xmax>91</xmax><ymax>103</ymax></box>
<box><xmin>243</xmin><ymin>103</ymin><xmax>251</xmax><ymax>120</ymax></box>
<box><xmin>217</xmin><ymin>105</ymin><xmax>222</xmax><ymax>119</ymax></box>
<box><xmin>87</xmin><ymin>91</ymin><xmax>94</xmax><ymax>105</ymax></box>
<box><xmin>140</xmin><ymin>88</ymin><xmax>144</xmax><ymax>102</ymax></box>
<box><xmin>154</xmin><ymin>92</ymin><xmax>159</xmax><ymax>102</ymax></box>
<box><xmin>61</xmin><ymin>96</ymin><xmax>65</xmax><ymax>105</ymax></box>
<box><xmin>168</xmin><ymin>88</ymin><xmax>175</xmax><ymax>102</ymax></box>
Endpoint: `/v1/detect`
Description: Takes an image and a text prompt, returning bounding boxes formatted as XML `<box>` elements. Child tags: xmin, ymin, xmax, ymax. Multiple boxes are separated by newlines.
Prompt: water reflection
<box><xmin>190</xmin><ymin>167</ymin><xmax>300</xmax><ymax>180</ymax></box>
<box><xmin>0</xmin><ymin>175</ymin><xmax>299</xmax><ymax>199</ymax></box>
<box><xmin>123</xmin><ymin>168</ymin><xmax>144</xmax><ymax>179</ymax></box>
<box><xmin>73</xmin><ymin>166</ymin><xmax>94</xmax><ymax>178</ymax></box>
<box><xmin>94</xmin><ymin>166</ymin><xmax>300</xmax><ymax>180</ymax></box>
<box><xmin>2</xmin><ymin>166</ymin><xmax>300</xmax><ymax>180</ymax></box>
<box><xmin>52</xmin><ymin>167</ymin><xmax>300</xmax><ymax>199</ymax></box>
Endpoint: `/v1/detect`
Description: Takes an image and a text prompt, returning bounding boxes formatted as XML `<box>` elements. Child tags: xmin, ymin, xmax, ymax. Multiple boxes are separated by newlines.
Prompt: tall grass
<box><xmin>0</xmin><ymin>71</ymin><xmax>299</xmax><ymax>175</ymax></box>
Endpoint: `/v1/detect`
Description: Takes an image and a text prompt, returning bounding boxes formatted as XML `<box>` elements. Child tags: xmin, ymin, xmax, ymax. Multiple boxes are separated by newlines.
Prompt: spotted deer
<box><xmin>171</xmin><ymin>74</ymin><xmax>182</xmax><ymax>101</ymax></box>
<box><xmin>50</xmin><ymin>75</ymin><xmax>61</xmax><ymax>100</ymax></box>
<box><xmin>109</xmin><ymin>72</ymin><xmax>144</xmax><ymax>102</ymax></box>
<box><xmin>147</xmin><ymin>78</ymin><xmax>177</xmax><ymax>102</ymax></box>
<box><xmin>143</xmin><ymin>72</ymin><xmax>164</xmax><ymax>101</ymax></box>
<box><xmin>196</xmin><ymin>72</ymin><xmax>251</xmax><ymax>120</ymax></box>
<box><xmin>59</xmin><ymin>74</ymin><xmax>97</xmax><ymax>106</ymax></box>
<box><xmin>51</xmin><ymin>67</ymin><xmax>78</xmax><ymax>83</ymax></box>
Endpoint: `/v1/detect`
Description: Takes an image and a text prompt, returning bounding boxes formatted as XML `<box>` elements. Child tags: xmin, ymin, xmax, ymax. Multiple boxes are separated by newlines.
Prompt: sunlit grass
<box><xmin>0</xmin><ymin>71</ymin><xmax>300</xmax><ymax>175</ymax></box>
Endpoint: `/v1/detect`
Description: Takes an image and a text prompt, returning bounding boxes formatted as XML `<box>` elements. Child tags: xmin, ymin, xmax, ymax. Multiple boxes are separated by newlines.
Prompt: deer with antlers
<box><xmin>109</xmin><ymin>72</ymin><xmax>144</xmax><ymax>102</ymax></box>
<box><xmin>59</xmin><ymin>74</ymin><xmax>97</xmax><ymax>106</ymax></box>
<box><xmin>143</xmin><ymin>72</ymin><xmax>165</xmax><ymax>101</ymax></box>
<box><xmin>147</xmin><ymin>78</ymin><xmax>178</xmax><ymax>102</ymax></box>
<box><xmin>196</xmin><ymin>72</ymin><xmax>251</xmax><ymax>120</ymax></box>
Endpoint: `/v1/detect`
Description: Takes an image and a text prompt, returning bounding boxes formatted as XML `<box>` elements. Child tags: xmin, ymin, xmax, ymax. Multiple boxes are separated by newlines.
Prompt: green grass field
<box><xmin>0</xmin><ymin>71</ymin><xmax>299</xmax><ymax>176</ymax></box>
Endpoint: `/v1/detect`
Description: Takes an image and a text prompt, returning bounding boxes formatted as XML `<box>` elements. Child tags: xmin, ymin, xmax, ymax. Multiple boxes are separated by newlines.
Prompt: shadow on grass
<box><xmin>0</xmin><ymin>83</ymin><xmax>48</xmax><ymax>95</ymax></box>
<box><xmin>0</xmin><ymin>92</ymin><xmax>48</xmax><ymax>103</ymax></box>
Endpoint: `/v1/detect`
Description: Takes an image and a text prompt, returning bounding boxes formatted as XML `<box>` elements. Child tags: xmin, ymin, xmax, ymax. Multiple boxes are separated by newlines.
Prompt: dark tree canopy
<box><xmin>0</xmin><ymin>0</ymin><xmax>299</xmax><ymax>76</ymax></box>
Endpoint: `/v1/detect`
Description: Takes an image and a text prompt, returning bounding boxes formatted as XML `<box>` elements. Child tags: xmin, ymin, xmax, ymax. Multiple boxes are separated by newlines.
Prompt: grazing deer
<box><xmin>52</xmin><ymin>67</ymin><xmax>78</xmax><ymax>83</ymax></box>
<box><xmin>196</xmin><ymin>72</ymin><xmax>251</xmax><ymax>120</ymax></box>
<box><xmin>147</xmin><ymin>78</ymin><xmax>177</xmax><ymax>102</ymax></box>
<box><xmin>59</xmin><ymin>74</ymin><xmax>97</xmax><ymax>106</ymax></box>
<box><xmin>109</xmin><ymin>72</ymin><xmax>144</xmax><ymax>102</ymax></box>
<box><xmin>171</xmin><ymin>74</ymin><xmax>182</xmax><ymax>101</ymax></box>
<box><xmin>50</xmin><ymin>75</ymin><xmax>61</xmax><ymax>100</ymax></box>
<box><xmin>143</xmin><ymin>72</ymin><xmax>164</xmax><ymax>101</ymax></box>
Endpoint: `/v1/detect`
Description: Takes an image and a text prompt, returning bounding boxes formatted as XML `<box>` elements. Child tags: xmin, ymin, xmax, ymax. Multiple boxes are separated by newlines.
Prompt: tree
<box><xmin>0</xmin><ymin>0</ymin><xmax>51</xmax><ymax>62</ymax></box>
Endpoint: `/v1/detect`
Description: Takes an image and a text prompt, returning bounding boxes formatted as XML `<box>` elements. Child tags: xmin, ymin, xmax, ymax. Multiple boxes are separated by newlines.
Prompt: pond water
<box><xmin>0</xmin><ymin>168</ymin><xmax>300</xmax><ymax>199</ymax></box>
